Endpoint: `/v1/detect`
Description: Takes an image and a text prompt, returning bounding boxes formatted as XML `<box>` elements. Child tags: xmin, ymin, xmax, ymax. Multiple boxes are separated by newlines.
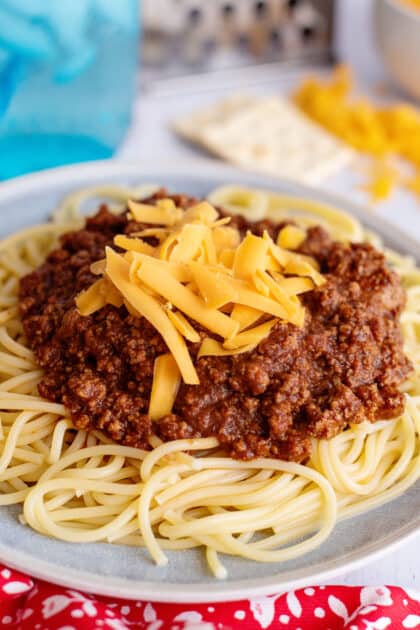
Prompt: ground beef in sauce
<box><xmin>18</xmin><ymin>191</ymin><xmax>413</xmax><ymax>462</ymax></box>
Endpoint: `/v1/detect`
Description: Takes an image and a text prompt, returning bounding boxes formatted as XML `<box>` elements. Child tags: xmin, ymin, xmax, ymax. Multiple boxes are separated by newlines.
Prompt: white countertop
<box><xmin>117</xmin><ymin>0</ymin><xmax>419</xmax><ymax>589</ymax></box>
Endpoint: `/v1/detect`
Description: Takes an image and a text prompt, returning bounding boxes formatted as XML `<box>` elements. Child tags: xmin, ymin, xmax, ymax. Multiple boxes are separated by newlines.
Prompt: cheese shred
<box><xmin>294</xmin><ymin>64</ymin><xmax>420</xmax><ymax>202</ymax></box>
<box><xmin>76</xmin><ymin>197</ymin><xmax>325</xmax><ymax>418</ymax></box>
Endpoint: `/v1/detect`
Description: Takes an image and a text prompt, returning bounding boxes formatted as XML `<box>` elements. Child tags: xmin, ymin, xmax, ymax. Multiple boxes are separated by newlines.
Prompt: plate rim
<box><xmin>1</xmin><ymin>157</ymin><xmax>419</xmax><ymax>260</ymax></box>
<box><xmin>0</xmin><ymin>522</ymin><xmax>418</xmax><ymax>603</ymax></box>
<box><xmin>0</xmin><ymin>158</ymin><xmax>418</xmax><ymax>603</ymax></box>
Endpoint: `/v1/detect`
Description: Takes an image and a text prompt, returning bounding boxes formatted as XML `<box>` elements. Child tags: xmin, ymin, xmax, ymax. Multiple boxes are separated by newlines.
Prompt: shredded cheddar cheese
<box><xmin>360</xmin><ymin>160</ymin><xmax>400</xmax><ymax>203</ymax></box>
<box><xmin>233</xmin><ymin>233</ymin><xmax>269</xmax><ymax>280</ymax></box>
<box><xmin>76</xmin><ymin>197</ymin><xmax>325</xmax><ymax>419</ymax></box>
<box><xmin>104</xmin><ymin>248</ymin><xmax>199</xmax><ymax>385</ymax></box>
<box><xmin>128</xmin><ymin>199</ymin><xmax>183</xmax><ymax>225</ymax></box>
<box><xmin>277</xmin><ymin>225</ymin><xmax>306</xmax><ymax>250</ymax></box>
<box><xmin>165</xmin><ymin>308</ymin><xmax>201</xmax><ymax>343</ymax></box>
<box><xmin>294</xmin><ymin>65</ymin><xmax>420</xmax><ymax>202</ymax></box>
<box><xmin>76</xmin><ymin>279</ymin><xmax>107</xmax><ymax>315</ymax></box>
<box><xmin>114</xmin><ymin>234</ymin><xmax>155</xmax><ymax>256</ymax></box>
<box><xmin>224</xmin><ymin>319</ymin><xmax>278</xmax><ymax>350</ymax></box>
<box><xmin>400</xmin><ymin>0</ymin><xmax>420</xmax><ymax>9</ymax></box>
<box><xmin>230</xmin><ymin>304</ymin><xmax>264</xmax><ymax>331</ymax></box>
<box><xmin>198</xmin><ymin>337</ymin><xmax>256</xmax><ymax>358</ymax></box>
<box><xmin>149</xmin><ymin>353</ymin><xmax>181</xmax><ymax>421</ymax></box>
<box><xmin>190</xmin><ymin>263</ymin><xmax>237</xmax><ymax>310</ymax></box>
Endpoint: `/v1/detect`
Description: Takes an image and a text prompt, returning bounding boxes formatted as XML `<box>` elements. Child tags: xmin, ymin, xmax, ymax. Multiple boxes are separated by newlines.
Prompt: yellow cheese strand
<box><xmin>166</xmin><ymin>224</ymin><xmax>210</xmax><ymax>264</ymax></box>
<box><xmin>224</xmin><ymin>319</ymin><xmax>278</xmax><ymax>349</ymax></box>
<box><xmin>284</xmin><ymin>259</ymin><xmax>325</xmax><ymax>287</ymax></box>
<box><xmin>166</xmin><ymin>309</ymin><xmax>201</xmax><ymax>344</ymax></box>
<box><xmin>230</xmin><ymin>304</ymin><xmax>263</xmax><ymax>331</ymax></box>
<box><xmin>105</xmin><ymin>248</ymin><xmax>199</xmax><ymax>385</ymax></box>
<box><xmin>114</xmin><ymin>234</ymin><xmax>155</xmax><ymax>256</ymax></box>
<box><xmin>233</xmin><ymin>233</ymin><xmax>269</xmax><ymax>280</ymax></box>
<box><xmin>198</xmin><ymin>338</ymin><xmax>256</xmax><ymax>357</ymax></box>
<box><xmin>128</xmin><ymin>199</ymin><xmax>183</xmax><ymax>226</ymax></box>
<box><xmin>136</xmin><ymin>260</ymin><xmax>239</xmax><ymax>340</ymax></box>
<box><xmin>277</xmin><ymin>225</ymin><xmax>306</xmax><ymax>250</ymax></box>
<box><xmin>212</xmin><ymin>226</ymin><xmax>240</xmax><ymax>253</ymax></box>
<box><xmin>127</xmin><ymin>252</ymin><xmax>191</xmax><ymax>284</ymax></box>
<box><xmin>190</xmin><ymin>263</ymin><xmax>237</xmax><ymax>309</ymax></box>
<box><xmin>76</xmin><ymin>279</ymin><xmax>107</xmax><ymax>316</ymax></box>
<box><xmin>149</xmin><ymin>354</ymin><xmax>181</xmax><ymax>421</ymax></box>
<box><xmin>272</xmin><ymin>275</ymin><xmax>314</xmax><ymax>297</ymax></box>
<box><xmin>178</xmin><ymin>201</ymin><xmax>219</xmax><ymax>227</ymax></box>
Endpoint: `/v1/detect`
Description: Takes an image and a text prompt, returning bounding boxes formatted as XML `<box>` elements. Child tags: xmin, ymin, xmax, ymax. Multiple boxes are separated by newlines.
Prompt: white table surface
<box><xmin>117</xmin><ymin>0</ymin><xmax>419</xmax><ymax>589</ymax></box>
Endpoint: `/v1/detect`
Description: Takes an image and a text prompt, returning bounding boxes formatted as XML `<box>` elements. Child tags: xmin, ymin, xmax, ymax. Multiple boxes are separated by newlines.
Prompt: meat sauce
<box><xmin>18</xmin><ymin>191</ymin><xmax>412</xmax><ymax>461</ymax></box>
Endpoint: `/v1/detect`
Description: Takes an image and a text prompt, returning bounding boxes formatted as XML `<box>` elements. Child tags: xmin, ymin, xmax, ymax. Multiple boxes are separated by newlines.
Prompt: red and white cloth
<box><xmin>0</xmin><ymin>564</ymin><xmax>418</xmax><ymax>629</ymax></box>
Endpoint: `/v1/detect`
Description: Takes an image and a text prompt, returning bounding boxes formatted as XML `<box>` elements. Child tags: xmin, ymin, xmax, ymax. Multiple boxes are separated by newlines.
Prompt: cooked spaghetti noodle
<box><xmin>0</xmin><ymin>184</ymin><xmax>418</xmax><ymax>578</ymax></box>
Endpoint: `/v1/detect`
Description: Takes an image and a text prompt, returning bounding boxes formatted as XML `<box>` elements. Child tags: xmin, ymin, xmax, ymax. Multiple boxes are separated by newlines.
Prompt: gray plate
<box><xmin>0</xmin><ymin>160</ymin><xmax>418</xmax><ymax>603</ymax></box>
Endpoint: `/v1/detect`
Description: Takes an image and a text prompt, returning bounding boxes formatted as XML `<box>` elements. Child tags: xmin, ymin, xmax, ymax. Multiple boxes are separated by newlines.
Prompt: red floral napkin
<box><xmin>0</xmin><ymin>564</ymin><xmax>419</xmax><ymax>629</ymax></box>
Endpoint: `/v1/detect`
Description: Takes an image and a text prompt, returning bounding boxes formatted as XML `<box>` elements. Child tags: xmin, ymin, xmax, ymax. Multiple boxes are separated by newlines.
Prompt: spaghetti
<box><xmin>0</xmin><ymin>184</ymin><xmax>418</xmax><ymax>578</ymax></box>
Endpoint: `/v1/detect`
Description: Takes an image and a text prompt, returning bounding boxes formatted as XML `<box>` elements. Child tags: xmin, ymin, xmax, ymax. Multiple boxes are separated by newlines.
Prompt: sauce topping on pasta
<box><xmin>18</xmin><ymin>190</ymin><xmax>412</xmax><ymax>461</ymax></box>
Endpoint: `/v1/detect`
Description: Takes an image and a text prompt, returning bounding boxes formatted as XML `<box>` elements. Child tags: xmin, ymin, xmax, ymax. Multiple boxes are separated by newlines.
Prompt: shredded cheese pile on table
<box><xmin>76</xmin><ymin>198</ymin><xmax>325</xmax><ymax>419</ymax></box>
<box><xmin>401</xmin><ymin>0</ymin><xmax>420</xmax><ymax>8</ymax></box>
<box><xmin>294</xmin><ymin>65</ymin><xmax>420</xmax><ymax>202</ymax></box>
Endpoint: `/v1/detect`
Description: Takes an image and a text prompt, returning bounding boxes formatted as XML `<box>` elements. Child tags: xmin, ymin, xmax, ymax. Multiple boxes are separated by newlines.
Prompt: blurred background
<box><xmin>1</xmin><ymin>0</ymin><xmax>420</xmax><ymax>232</ymax></box>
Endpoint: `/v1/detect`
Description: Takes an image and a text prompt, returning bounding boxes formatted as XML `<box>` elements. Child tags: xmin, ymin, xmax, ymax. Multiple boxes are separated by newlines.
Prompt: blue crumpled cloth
<box><xmin>0</xmin><ymin>0</ymin><xmax>136</xmax><ymax>114</ymax></box>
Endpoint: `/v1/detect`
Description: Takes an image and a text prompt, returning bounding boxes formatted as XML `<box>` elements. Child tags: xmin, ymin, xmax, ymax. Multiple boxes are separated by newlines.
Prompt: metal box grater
<box><xmin>142</xmin><ymin>0</ymin><xmax>334</xmax><ymax>79</ymax></box>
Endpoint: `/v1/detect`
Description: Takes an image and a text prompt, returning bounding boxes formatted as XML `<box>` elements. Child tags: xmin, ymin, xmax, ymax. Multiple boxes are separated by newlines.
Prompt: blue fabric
<box><xmin>0</xmin><ymin>0</ymin><xmax>139</xmax><ymax>179</ymax></box>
